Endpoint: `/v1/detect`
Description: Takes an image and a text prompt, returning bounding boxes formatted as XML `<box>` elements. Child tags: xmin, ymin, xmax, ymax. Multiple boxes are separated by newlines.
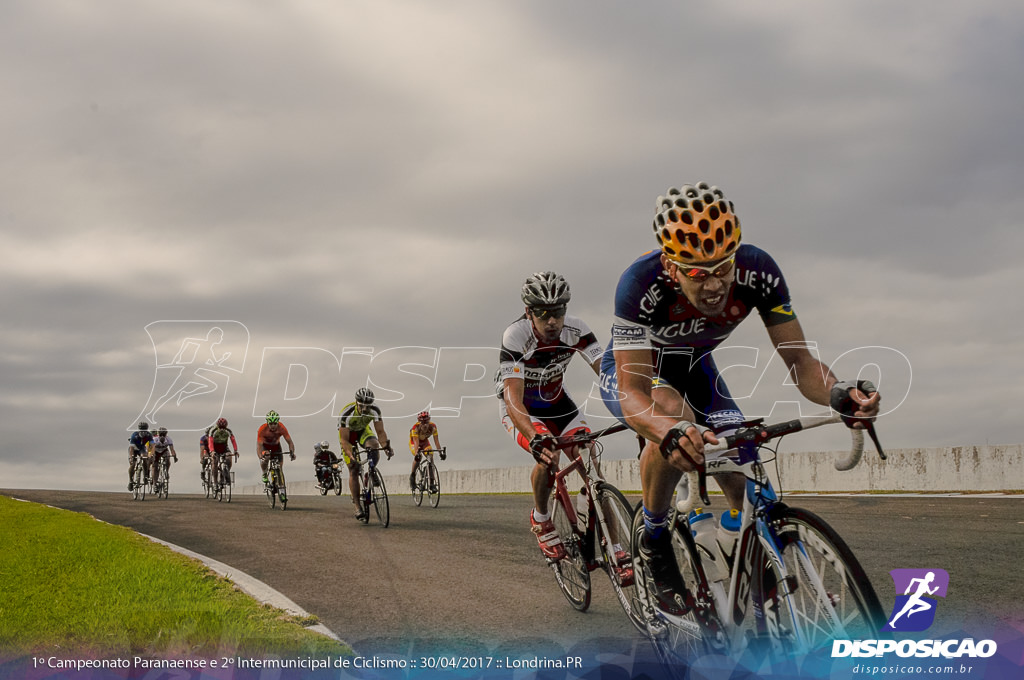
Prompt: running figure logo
<box><xmin>884</xmin><ymin>568</ymin><xmax>950</xmax><ymax>632</ymax></box>
<box><xmin>133</xmin><ymin>321</ymin><xmax>249</xmax><ymax>431</ymax></box>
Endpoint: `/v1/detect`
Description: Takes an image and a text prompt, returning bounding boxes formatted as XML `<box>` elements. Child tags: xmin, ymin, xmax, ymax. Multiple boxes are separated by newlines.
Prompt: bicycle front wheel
<box><xmin>221</xmin><ymin>465</ymin><xmax>232</xmax><ymax>503</ymax></box>
<box><xmin>412</xmin><ymin>465</ymin><xmax>424</xmax><ymax>506</ymax></box>
<box><xmin>550</xmin><ymin>492</ymin><xmax>592</xmax><ymax>612</ymax></box>
<box><xmin>133</xmin><ymin>466</ymin><xmax>145</xmax><ymax>501</ymax></box>
<box><xmin>203</xmin><ymin>466</ymin><xmax>212</xmax><ymax>498</ymax></box>
<box><xmin>266</xmin><ymin>472</ymin><xmax>276</xmax><ymax>508</ymax></box>
<box><xmin>427</xmin><ymin>460</ymin><xmax>440</xmax><ymax>508</ymax></box>
<box><xmin>371</xmin><ymin>469</ymin><xmax>389</xmax><ymax>527</ymax></box>
<box><xmin>758</xmin><ymin>505</ymin><xmax>884</xmax><ymax>655</ymax></box>
<box><xmin>594</xmin><ymin>483</ymin><xmax>644</xmax><ymax>633</ymax></box>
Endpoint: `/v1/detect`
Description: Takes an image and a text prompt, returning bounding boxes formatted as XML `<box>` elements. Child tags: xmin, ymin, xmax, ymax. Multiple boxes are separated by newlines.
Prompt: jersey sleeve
<box><xmin>750</xmin><ymin>250</ymin><xmax>797</xmax><ymax>327</ymax></box>
<box><xmin>610</xmin><ymin>257</ymin><xmax>656</xmax><ymax>351</ymax></box>
<box><xmin>498</xmin><ymin>322</ymin><xmax>528</xmax><ymax>383</ymax></box>
<box><xmin>570</xmin><ymin>317</ymin><xmax>604</xmax><ymax>364</ymax></box>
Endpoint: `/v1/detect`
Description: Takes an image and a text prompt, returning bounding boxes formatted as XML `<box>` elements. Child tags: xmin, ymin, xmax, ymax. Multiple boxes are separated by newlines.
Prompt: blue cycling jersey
<box><xmin>600</xmin><ymin>244</ymin><xmax>796</xmax><ymax>431</ymax></box>
<box><xmin>128</xmin><ymin>431</ymin><xmax>153</xmax><ymax>453</ymax></box>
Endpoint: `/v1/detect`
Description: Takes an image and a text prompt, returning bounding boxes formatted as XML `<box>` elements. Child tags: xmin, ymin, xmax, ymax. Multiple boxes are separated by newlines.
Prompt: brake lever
<box><xmin>864</xmin><ymin>420</ymin><xmax>887</xmax><ymax>460</ymax></box>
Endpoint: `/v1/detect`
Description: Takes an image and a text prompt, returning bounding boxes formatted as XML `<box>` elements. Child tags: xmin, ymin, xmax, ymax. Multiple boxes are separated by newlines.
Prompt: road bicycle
<box><xmin>543</xmin><ymin>424</ymin><xmax>645</xmax><ymax>631</ymax></box>
<box><xmin>130</xmin><ymin>452</ymin><xmax>148</xmax><ymax>501</ymax></box>
<box><xmin>263</xmin><ymin>453</ymin><xmax>289</xmax><ymax>510</ymax></box>
<box><xmin>152</xmin><ymin>455</ymin><xmax>172</xmax><ymax>499</ymax></box>
<box><xmin>412</xmin><ymin>447</ymin><xmax>445</xmax><ymax>508</ymax></box>
<box><xmin>632</xmin><ymin>411</ymin><xmax>887</xmax><ymax>674</ymax></box>
<box><xmin>353</xmin><ymin>445</ymin><xmax>390</xmax><ymax>527</ymax></box>
<box><xmin>317</xmin><ymin>463</ymin><xmax>344</xmax><ymax>496</ymax></box>
<box><xmin>213</xmin><ymin>452</ymin><xmax>236</xmax><ymax>503</ymax></box>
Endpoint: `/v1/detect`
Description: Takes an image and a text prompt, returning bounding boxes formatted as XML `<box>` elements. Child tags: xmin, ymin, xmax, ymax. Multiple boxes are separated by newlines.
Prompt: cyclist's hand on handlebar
<box><xmin>659</xmin><ymin>421</ymin><xmax>717</xmax><ymax>473</ymax></box>
<box><xmin>529</xmin><ymin>434</ymin><xmax>558</xmax><ymax>467</ymax></box>
<box><xmin>289</xmin><ymin>451</ymin><xmax>296</xmax><ymax>461</ymax></box>
<box><xmin>439</xmin><ymin>448</ymin><xmax>446</xmax><ymax>461</ymax></box>
<box><xmin>831</xmin><ymin>380</ymin><xmax>881</xmax><ymax>429</ymax></box>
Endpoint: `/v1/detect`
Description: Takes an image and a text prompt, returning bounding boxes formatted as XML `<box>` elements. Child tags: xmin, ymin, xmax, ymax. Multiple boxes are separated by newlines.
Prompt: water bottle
<box><xmin>688</xmin><ymin>508</ymin><xmax>725</xmax><ymax>583</ymax></box>
<box><xmin>717</xmin><ymin>509</ymin><xmax>742</xmax><ymax>568</ymax></box>
<box><xmin>575</xmin><ymin>487</ymin><xmax>590</xmax><ymax>532</ymax></box>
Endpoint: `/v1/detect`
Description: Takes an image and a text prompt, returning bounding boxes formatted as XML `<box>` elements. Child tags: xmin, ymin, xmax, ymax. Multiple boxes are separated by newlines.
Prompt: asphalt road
<box><xmin>5</xmin><ymin>488</ymin><xmax>1022</xmax><ymax>659</ymax></box>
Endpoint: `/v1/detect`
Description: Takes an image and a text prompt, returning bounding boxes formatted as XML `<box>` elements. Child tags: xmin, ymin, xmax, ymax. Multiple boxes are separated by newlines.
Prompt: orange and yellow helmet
<box><xmin>652</xmin><ymin>182</ymin><xmax>742</xmax><ymax>263</ymax></box>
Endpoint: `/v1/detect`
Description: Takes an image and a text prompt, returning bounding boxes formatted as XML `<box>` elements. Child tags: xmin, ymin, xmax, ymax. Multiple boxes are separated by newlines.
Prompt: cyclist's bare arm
<box><xmin>767</xmin><ymin>319</ymin><xmax>881</xmax><ymax>423</ymax></box>
<box><xmin>613</xmin><ymin>347</ymin><xmax>712</xmax><ymax>472</ymax></box>
<box><xmin>432</xmin><ymin>434</ymin><xmax>441</xmax><ymax>450</ymax></box>
<box><xmin>502</xmin><ymin>377</ymin><xmax>557</xmax><ymax>465</ymax></box>
<box><xmin>283</xmin><ymin>434</ymin><xmax>295</xmax><ymax>455</ymax></box>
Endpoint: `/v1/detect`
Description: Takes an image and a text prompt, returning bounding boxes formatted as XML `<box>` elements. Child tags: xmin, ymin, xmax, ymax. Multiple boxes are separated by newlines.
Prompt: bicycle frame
<box><xmin>669</xmin><ymin>411</ymin><xmax>879</xmax><ymax>654</ymax></box>
<box><xmin>550</xmin><ymin>424</ymin><xmax>632</xmax><ymax>571</ymax></box>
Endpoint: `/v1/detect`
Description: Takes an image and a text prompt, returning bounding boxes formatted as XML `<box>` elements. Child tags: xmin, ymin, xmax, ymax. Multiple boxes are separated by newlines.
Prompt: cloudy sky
<box><xmin>2</xmin><ymin>1</ymin><xmax>1022</xmax><ymax>493</ymax></box>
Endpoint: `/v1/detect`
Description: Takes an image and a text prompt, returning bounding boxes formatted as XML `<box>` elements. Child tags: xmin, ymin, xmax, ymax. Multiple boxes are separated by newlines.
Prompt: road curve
<box><xmin>5</xmin><ymin>488</ymin><xmax>1022</xmax><ymax>658</ymax></box>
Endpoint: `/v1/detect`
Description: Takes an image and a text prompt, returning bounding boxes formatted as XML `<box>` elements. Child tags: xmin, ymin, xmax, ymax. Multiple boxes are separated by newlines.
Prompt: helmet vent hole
<box><xmin>698</xmin><ymin>219</ymin><xmax>710</xmax><ymax>234</ymax></box>
<box><xmin>703</xmin><ymin>238</ymin><xmax>715</xmax><ymax>254</ymax></box>
<box><xmin>668</xmin><ymin>210</ymin><xmax>679</xmax><ymax>223</ymax></box>
<box><xmin>692</xmin><ymin>199</ymin><xmax>704</xmax><ymax>213</ymax></box>
<box><xmin>664</xmin><ymin>246</ymin><xmax>677</xmax><ymax>256</ymax></box>
<box><xmin>724</xmin><ymin>220</ymin><xmax>733</xmax><ymax>236</ymax></box>
<box><xmin>702</xmin><ymin>193</ymin><xmax>714</xmax><ymax>204</ymax></box>
<box><xmin>687</xmin><ymin>233</ymin><xmax>700</xmax><ymax>249</ymax></box>
<box><xmin>675</xmin><ymin>229</ymin><xmax>687</xmax><ymax>243</ymax></box>
<box><xmin>715</xmin><ymin>228</ymin><xmax>724</xmax><ymax>244</ymax></box>
<box><xmin>662</xmin><ymin>228</ymin><xmax>671</xmax><ymax>241</ymax></box>
<box><xmin>681</xmin><ymin>211</ymin><xmax>694</xmax><ymax>225</ymax></box>
<box><xmin>656</xmin><ymin>214</ymin><xmax>665</xmax><ymax>227</ymax></box>
<box><xmin>675</xmin><ymin>198</ymin><xmax>689</xmax><ymax>209</ymax></box>
<box><xmin>708</xmin><ymin>206</ymin><xmax>720</xmax><ymax>220</ymax></box>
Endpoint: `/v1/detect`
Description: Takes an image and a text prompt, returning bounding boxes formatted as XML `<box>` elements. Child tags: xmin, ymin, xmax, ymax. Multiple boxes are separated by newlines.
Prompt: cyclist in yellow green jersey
<box><xmin>337</xmin><ymin>388</ymin><xmax>393</xmax><ymax>519</ymax></box>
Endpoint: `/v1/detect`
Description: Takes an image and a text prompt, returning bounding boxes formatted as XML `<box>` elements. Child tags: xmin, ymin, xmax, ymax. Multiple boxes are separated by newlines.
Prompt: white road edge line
<box><xmin>141</xmin><ymin>533</ymin><xmax>345</xmax><ymax>645</ymax></box>
<box><xmin>10</xmin><ymin>497</ymin><xmax>345</xmax><ymax>647</ymax></box>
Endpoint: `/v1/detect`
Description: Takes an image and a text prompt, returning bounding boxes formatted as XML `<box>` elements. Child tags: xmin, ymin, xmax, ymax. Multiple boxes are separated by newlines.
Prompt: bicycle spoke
<box><xmin>550</xmin><ymin>491</ymin><xmax>591</xmax><ymax>611</ymax></box>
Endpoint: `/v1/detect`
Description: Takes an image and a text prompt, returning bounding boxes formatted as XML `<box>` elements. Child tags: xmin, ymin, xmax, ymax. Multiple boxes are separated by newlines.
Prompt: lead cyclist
<box><xmin>598</xmin><ymin>181</ymin><xmax>881</xmax><ymax>615</ymax></box>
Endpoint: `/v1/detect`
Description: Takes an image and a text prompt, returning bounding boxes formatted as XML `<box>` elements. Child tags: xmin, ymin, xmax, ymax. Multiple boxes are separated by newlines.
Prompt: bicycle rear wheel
<box><xmin>412</xmin><ymin>465</ymin><xmax>424</xmax><ymax>506</ymax></box>
<box><xmin>427</xmin><ymin>460</ymin><xmax>440</xmax><ymax>508</ymax></box>
<box><xmin>594</xmin><ymin>483</ymin><xmax>644</xmax><ymax>633</ymax></box>
<box><xmin>550</xmin><ymin>492</ymin><xmax>592</xmax><ymax>612</ymax></box>
<box><xmin>758</xmin><ymin>505</ymin><xmax>884</xmax><ymax>655</ymax></box>
<box><xmin>371</xmin><ymin>469</ymin><xmax>389</xmax><ymax>527</ymax></box>
<box><xmin>203</xmin><ymin>464</ymin><xmax>212</xmax><ymax>498</ymax></box>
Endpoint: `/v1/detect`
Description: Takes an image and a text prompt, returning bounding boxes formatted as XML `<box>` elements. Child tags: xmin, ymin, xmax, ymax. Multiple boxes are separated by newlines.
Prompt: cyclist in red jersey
<box><xmin>256</xmin><ymin>410</ymin><xmax>296</xmax><ymax>484</ymax></box>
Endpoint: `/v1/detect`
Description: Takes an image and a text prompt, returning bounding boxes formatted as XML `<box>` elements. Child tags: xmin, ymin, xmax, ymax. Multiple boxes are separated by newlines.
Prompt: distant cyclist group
<box><xmin>126</xmin><ymin>390</ymin><xmax>446</xmax><ymax>517</ymax></box>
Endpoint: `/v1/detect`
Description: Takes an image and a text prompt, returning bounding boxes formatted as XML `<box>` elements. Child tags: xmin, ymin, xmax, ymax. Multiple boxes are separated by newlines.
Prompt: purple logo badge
<box><xmin>884</xmin><ymin>568</ymin><xmax>949</xmax><ymax>632</ymax></box>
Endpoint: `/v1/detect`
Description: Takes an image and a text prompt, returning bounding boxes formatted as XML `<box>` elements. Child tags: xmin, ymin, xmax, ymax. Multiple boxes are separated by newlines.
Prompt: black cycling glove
<box><xmin>830</xmin><ymin>380</ymin><xmax>877</xmax><ymax>427</ymax></box>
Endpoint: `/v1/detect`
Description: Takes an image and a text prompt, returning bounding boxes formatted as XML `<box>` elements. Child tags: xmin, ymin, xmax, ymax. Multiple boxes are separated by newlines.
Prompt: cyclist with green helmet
<box><xmin>337</xmin><ymin>388</ymin><xmax>392</xmax><ymax>519</ymax></box>
<box><xmin>256</xmin><ymin>410</ymin><xmax>296</xmax><ymax>495</ymax></box>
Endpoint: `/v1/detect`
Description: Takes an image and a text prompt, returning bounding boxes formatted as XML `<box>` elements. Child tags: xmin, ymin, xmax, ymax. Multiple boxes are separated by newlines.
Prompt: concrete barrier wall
<box><xmin>243</xmin><ymin>444</ymin><xmax>1024</xmax><ymax>496</ymax></box>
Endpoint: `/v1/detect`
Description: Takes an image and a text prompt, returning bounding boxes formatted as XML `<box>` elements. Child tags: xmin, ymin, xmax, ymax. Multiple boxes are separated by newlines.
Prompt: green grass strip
<box><xmin>0</xmin><ymin>495</ymin><xmax>351</xmax><ymax>658</ymax></box>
